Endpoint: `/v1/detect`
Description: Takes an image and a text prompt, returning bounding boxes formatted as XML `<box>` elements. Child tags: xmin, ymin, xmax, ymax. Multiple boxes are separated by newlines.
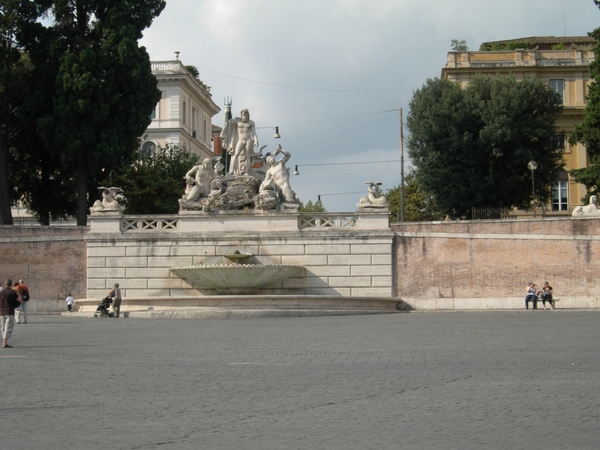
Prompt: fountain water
<box><xmin>170</xmin><ymin>251</ymin><xmax>303</xmax><ymax>292</ymax></box>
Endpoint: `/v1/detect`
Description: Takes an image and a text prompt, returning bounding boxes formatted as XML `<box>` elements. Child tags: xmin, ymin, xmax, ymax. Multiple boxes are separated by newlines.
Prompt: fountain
<box><xmin>80</xmin><ymin>103</ymin><xmax>399</xmax><ymax>317</ymax></box>
<box><xmin>170</xmin><ymin>251</ymin><xmax>303</xmax><ymax>292</ymax></box>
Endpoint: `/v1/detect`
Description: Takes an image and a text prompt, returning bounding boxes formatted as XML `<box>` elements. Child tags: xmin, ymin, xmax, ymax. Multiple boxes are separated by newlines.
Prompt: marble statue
<box><xmin>90</xmin><ymin>187</ymin><xmax>124</xmax><ymax>212</ymax></box>
<box><xmin>259</xmin><ymin>145</ymin><xmax>297</xmax><ymax>203</ymax></box>
<box><xmin>179</xmin><ymin>104</ymin><xmax>299</xmax><ymax>213</ymax></box>
<box><xmin>220</xmin><ymin>108</ymin><xmax>259</xmax><ymax>176</ymax></box>
<box><xmin>184</xmin><ymin>158</ymin><xmax>223</xmax><ymax>201</ymax></box>
<box><xmin>572</xmin><ymin>195</ymin><xmax>600</xmax><ymax>216</ymax></box>
<box><xmin>358</xmin><ymin>182</ymin><xmax>388</xmax><ymax>210</ymax></box>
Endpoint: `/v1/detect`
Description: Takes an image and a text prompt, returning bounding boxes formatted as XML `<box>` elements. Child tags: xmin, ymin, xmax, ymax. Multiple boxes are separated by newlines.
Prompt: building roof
<box><xmin>479</xmin><ymin>36</ymin><xmax>596</xmax><ymax>51</ymax></box>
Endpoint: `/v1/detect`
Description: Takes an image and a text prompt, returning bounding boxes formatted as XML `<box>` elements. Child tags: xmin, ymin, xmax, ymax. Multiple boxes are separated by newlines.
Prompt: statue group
<box><xmin>91</xmin><ymin>106</ymin><xmax>389</xmax><ymax>215</ymax></box>
<box><xmin>179</xmin><ymin>107</ymin><xmax>300</xmax><ymax>212</ymax></box>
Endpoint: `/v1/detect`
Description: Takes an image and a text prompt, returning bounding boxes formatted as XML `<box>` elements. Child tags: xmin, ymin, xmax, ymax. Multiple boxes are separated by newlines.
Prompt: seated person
<box><xmin>540</xmin><ymin>281</ymin><xmax>554</xmax><ymax>310</ymax></box>
<box><xmin>525</xmin><ymin>282</ymin><xmax>538</xmax><ymax>310</ymax></box>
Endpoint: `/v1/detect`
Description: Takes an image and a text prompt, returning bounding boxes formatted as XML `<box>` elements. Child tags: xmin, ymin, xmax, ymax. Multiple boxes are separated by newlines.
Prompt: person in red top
<box><xmin>14</xmin><ymin>279</ymin><xmax>29</xmax><ymax>324</ymax></box>
<box><xmin>1</xmin><ymin>279</ymin><xmax>22</xmax><ymax>348</ymax></box>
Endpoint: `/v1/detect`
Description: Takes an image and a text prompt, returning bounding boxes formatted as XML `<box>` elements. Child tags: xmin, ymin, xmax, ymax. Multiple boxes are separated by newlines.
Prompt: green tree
<box><xmin>28</xmin><ymin>0</ymin><xmax>166</xmax><ymax>225</ymax></box>
<box><xmin>299</xmin><ymin>199</ymin><xmax>326</xmax><ymax>212</ymax></box>
<box><xmin>450</xmin><ymin>39</ymin><xmax>468</xmax><ymax>52</ymax></box>
<box><xmin>0</xmin><ymin>1</ymin><xmax>49</xmax><ymax>224</ymax></box>
<box><xmin>407</xmin><ymin>75</ymin><xmax>564</xmax><ymax>219</ymax></box>
<box><xmin>569</xmin><ymin>5</ymin><xmax>600</xmax><ymax>200</ymax></box>
<box><xmin>112</xmin><ymin>144</ymin><xmax>199</xmax><ymax>215</ymax></box>
<box><xmin>385</xmin><ymin>172</ymin><xmax>443</xmax><ymax>222</ymax></box>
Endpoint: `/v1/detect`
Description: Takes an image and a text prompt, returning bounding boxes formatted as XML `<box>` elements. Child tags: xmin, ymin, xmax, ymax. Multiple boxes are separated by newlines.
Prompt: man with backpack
<box><xmin>1</xmin><ymin>279</ymin><xmax>22</xmax><ymax>348</ymax></box>
<box><xmin>15</xmin><ymin>280</ymin><xmax>30</xmax><ymax>324</ymax></box>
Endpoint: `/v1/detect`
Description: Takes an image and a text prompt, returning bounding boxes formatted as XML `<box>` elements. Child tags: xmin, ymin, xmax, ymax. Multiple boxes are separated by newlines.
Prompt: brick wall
<box><xmin>392</xmin><ymin>217</ymin><xmax>600</xmax><ymax>301</ymax></box>
<box><xmin>0</xmin><ymin>226</ymin><xmax>88</xmax><ymax>301</ymax></box>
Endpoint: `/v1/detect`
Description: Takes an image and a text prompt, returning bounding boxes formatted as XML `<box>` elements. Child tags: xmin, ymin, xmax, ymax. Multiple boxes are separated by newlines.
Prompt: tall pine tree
<box><xmin>32</xmin><ymin>0</ymin><xmax>165</xmax><ymax>225</ymax></box>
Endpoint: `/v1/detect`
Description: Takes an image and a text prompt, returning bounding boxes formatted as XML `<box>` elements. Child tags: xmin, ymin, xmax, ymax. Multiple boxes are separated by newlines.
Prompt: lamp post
<box><xmin>527</xmin><ymin>160</ymin><xmax>538</xmax><ymax>218</ymax></box>
<box><xmin>399</xmin><ymin>108</ymin><xmax>405</xmax><ymax>222</ymax></box>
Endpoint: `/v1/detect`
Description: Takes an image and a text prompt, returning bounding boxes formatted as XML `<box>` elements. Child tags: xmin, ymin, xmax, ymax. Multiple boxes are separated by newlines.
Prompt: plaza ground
<box><xmin>1</xmin><ymin>311</ymin><xmax>599</xmax><ymax>449</ymax></box>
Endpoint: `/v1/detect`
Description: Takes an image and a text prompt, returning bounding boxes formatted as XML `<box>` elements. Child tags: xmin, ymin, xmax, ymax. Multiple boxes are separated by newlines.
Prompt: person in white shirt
<box><xmin>65</xmin><ymin>294</ymin><xmax>74</xmax><ymax>312</ymax></box>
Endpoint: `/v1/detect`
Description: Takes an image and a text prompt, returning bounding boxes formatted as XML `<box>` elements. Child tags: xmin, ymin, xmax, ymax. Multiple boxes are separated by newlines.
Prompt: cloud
<box><xmin>141</xmin><ymin>0</ymin><xmax>600</xmax><ymax>211</ymax></box>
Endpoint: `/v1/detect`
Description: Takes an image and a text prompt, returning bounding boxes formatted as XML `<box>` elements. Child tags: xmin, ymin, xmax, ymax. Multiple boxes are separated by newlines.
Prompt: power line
<box><xmin>277</xmin><ymin>109</ymin><xmax>399</xmax><ymax>128</ymax></box>
<box><xmin>291</xmin><ymin>114</ymin><xmax>397</xmax><ymax>152</ymax></box>
<box><xmin>299</xmin><ymin>159</ymin><xmax>400</xmax><ymax>167</ymax></box>
<box><xmin>320</xmin><ymin>191</ymin><xmax>365</xmax><ymax>197</ymax></box>
<box><xmin>199</xmin><ymin>68</ymin><xmax>409</xmax><ymax>93</ymax></box>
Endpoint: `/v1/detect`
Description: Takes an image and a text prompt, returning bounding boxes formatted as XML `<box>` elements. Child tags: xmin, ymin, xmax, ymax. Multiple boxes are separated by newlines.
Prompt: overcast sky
<box><xmin>140</xmin><ymin>0</ymin><xmax>600</xmax><ymax>212</ymax></box>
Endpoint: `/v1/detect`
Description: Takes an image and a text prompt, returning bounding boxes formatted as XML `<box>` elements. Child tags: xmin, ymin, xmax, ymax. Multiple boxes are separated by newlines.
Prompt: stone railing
<box><xmin>298</xmin><ymin>213</ymin><xmax>358</xmax><ymax>230</ymax></box>
<box><xmin>89</xmin><ymin>212</ymin><xmax>385</xmax><ymax>233</ymax></box>
<box><xmin>446</xmin><ymin>50</ymin><xmax>594</xmax><ymax>69</ymax></box>
<box><xmin>150</xmin><ymin>60</ymin><xmax>185</xmax><ymax>73</ymax></box>
<box><xmin>121</xmin><ymin>217</ymin><xmax>179</xmax><ymax>232</ymax></box>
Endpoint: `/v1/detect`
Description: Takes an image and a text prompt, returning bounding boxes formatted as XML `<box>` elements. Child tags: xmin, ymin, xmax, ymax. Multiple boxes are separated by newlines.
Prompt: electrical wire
<box><xmin>199</xmin><ymin>68</ymin><xmax>409</xmax><ymax>93</ymax></box>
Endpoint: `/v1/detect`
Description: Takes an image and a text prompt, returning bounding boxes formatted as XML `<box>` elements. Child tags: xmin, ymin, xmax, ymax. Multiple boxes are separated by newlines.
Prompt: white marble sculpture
<box><xmin>184</xmin><ymin>158</ymin><xmax>223</xmax><ymax>201</ymax></box>
<box><xmin>259</xmin><ymin>145</ymin><xmax>297</xmax><ymax>204</ymax></box>
<box><xmin>220</xmin><ymin>108</ymin><xmax>259</xmax><ymax>176</ymax></box>
<box><xmin>358</xmin><ymin>182</ymin><xmax>388</xmax><ymax>210</ymax></box>
<box><xmin>90</xmin><ymin>187</ymin><xmax>124</xmax><ymax>212</ymax></box>
<box><xmin>572</xmin><ymin>195</ymin><xmax>600</xmax><ymax>216</ymax></box>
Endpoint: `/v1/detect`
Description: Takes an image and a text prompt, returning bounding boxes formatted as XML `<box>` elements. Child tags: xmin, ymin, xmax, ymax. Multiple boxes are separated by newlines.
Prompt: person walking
<box><xmin>65</xmin><ymin>293</ymin><xmax>74</xmax><ymax>312</ymax></box>
<box><xmin>14</xmin><ymin>279</ymin><xmax>30</xmax><ymax>324</ymax></box>
<box><xmin>108</xmin><ymin>283</ymin><xmax>122</xmax><ymax>318</ymax></box>
<box><xmin>1</xmin><ymin>279</ymin><xmax>22</xmax><ymax>348</ymax></box>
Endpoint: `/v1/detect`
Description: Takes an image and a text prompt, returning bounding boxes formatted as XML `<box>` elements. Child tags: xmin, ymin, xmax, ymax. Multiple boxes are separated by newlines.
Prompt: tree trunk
<box><xmin>76</xmin><ymin>155</ymin><xmax>88</xmax><ymax>226</ymax></box>
<box><xmin>0</xmin><ymin>128</ymin><xmax>14</xmax><ymax>225</ymax></box>
<box><xmin>39</xmin><ymin>211</ymin><xmax>50</xmax><ymax>226</ymax></box>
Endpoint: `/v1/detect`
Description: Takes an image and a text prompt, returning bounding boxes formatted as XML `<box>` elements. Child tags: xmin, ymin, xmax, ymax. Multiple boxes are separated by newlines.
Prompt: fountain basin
<box><xmin>170</xmin><ymin>264</ymin><xmax>303</xmax><ymax>289</ymax></box>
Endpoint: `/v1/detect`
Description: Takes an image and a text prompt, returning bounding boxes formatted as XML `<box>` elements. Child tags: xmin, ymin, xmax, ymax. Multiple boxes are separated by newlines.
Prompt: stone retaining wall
<box><xmin>86</xmin><ymin>212</ymin><xmax>394</xmax><ymax>299</ymax></box>
<box><xmin>3</xmin><ymin>215</ymin><xmax>600</xmax><ymax>311</ymax></box>
<box><xmin>392</xmin><ymin>216</ymin><xmax>600</xmax><ymax>308</ymax></box>
<box><xmin>0</xmin><ymin>226</ymin><xmax>88</xmax><ymax>302</ymax></box>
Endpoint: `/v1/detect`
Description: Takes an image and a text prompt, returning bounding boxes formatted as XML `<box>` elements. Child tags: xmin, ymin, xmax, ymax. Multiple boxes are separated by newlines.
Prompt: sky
<box><xmin>140</xmin><ymin>0</ymin><xmax>600</xmax><ymax>212</ymax></box>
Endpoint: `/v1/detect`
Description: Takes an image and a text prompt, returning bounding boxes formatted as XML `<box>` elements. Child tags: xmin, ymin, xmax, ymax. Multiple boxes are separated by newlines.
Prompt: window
<box><xmin>554</xmin><ymin>134</ymin><xmax>567</xmax><ymax>153</ymax></box>
<box><xmin>203</xmin><ymin>120</ymin><xmax>207</xmax><ymax>141</ymax></box>
<box><xmin>150</xmin><ymin>107</ymin><xmax>156</xmax><ymax>119</ymax></box>
<box><xmin>141</xmin><ymin>140</ymin><xmax>157</xmax><ymax>158</ymax></box>
<box><xmin>182</xmin><ymin>100</ymin><xmax>187</xmax><ymax>124</ymax></box>
<box><xmin>549</xmin><ymin>79</ymin><xmax>564</xmax><ymax>104</ymax></box>
<box><xmin>552</xmin><ymin>170</ymin><xmax>569</xmax><ymax>211</ymax></box>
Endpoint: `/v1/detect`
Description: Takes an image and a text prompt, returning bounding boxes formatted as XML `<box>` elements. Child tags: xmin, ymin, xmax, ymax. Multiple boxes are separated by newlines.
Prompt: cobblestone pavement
<box><xmin>1</xmin><ymin>311</ymin><xmax>599</xmax><ymax>450</ymax></box>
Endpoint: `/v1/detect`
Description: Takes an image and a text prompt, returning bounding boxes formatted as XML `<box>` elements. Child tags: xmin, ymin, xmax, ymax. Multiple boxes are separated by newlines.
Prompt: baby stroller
<box><xmin>94</xmin><ymin>297</ymin><xmax>115</xmax><ymax>318</ymax></box>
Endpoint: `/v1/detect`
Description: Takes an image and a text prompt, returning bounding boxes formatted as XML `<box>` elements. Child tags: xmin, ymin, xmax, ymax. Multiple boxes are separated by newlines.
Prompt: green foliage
<box><xmin>569</xmin><ymin>24</ymin><xmax>600</xmax><ymax>198</ymax></box>
<box><xmin>503</xmin><ymin>41</ymin><xmax>530</xmax><ymax>50</ymax></box>
<box><xmin>551</xmin><ymin>43</ymin><xmax>566</xmax><ymax>50</ymax></box>
<box><xmin>299</xmin><ymin>199</ymin><xmax>326</xmax><ymax>212</ymax></box>
<box><xmin>385</xmin><ymin>172</ymin><xmax>444</xmax><ymax>222</ymax></box>
<box><xmin>407</xmin><ymin>75</ymin><xmax>564</xmax><ymax>219</ymax></box>
<box><xmin>111</xmin><ymin>144</ymin><xmax>199</xmax><ymax>215</ymax></box>
<box><xmin>26</xmin><ymin>0</ymin><xmax>166</xmax><ymax>225</ymax></box>
<box><xmin>450</xmin><ymin>39</ymin><xmax>468</xmax><ymax>52</ymax></box>
<box><xmin>0</xmin><ymin>1</ymin><xmax>49</xmax><ymax>224</ymax></box>
<box><xmin>185</xmin><ymin>65</ymin><xmax>199</xmax><ymax>79</ymax></box>
<box><xmin>483</xmin><ymin>42</ymin><xmax>531</xmax><ymax>51</ymax></box>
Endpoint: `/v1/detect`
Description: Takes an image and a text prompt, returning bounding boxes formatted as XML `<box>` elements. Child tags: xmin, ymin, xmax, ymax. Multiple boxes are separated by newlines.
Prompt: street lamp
<box><xmin>528</xmin><ymin>160</ymin><xmax>538</xmax><ymax>218</ymax></box>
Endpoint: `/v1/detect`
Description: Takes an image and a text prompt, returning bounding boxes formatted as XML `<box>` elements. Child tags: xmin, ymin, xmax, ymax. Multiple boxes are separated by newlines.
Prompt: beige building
<box><xmin>441</xmin><ymin>36</ymin><xmax>595</xmax><ymax>211</ymax></box>
<box><xmin>141</xmin><ymin>58</ymin><xmax>220</xmax><ymax>159</ymax></box>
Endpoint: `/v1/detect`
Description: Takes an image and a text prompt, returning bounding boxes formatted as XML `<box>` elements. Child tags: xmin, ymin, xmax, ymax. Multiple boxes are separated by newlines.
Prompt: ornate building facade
<box><xmin>141</xmin><ymin>57</ymin><xmax>220</xmax><ymax>159</ymax></box>
<box><xmin>442</xmin><ymin>36</ymin><xmax>595</xmax><ymax>211</ymax></box>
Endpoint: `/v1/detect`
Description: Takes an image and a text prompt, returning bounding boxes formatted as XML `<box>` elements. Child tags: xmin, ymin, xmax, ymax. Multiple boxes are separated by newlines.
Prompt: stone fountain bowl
<box><xmin>170</xmin><ymin>264</ymin><xmax>304</xmax><ymax>289</ymax></box>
